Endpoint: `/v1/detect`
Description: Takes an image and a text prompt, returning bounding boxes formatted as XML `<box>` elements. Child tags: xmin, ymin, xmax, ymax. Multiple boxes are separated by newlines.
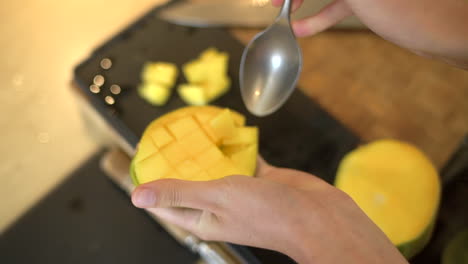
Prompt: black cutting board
<box><xmin>73</xmin><ymin>4</ymin><xmax>359</xmax><ymax>182</ymax></box>
<box><xmin>73</xmin><ymin>2</ymin><xmax>359</xmax><ymax>263</ymax></box>
<box><xmin>0</xmin><ymin>150</ymin><xmax>199</xmax><ymax>264</ymax></box>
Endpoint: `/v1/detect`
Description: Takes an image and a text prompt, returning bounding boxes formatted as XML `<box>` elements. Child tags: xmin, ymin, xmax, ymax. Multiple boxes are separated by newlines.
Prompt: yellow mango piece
<box><xmin>178</xmin><ymin>129</ymin><xmax>213</xmax><ymax>156</ymax></box>
<box><xmin>160</xmin><ymin>142</ymin><xmax>189</xmax><ymax>166</ymax></box>
<box><xmin>230</xmin><ymin>111</ymin><xmax>246</xmax><ymax>127</ymax></box>
<box><xmin>178</xmin><ymin>84</ymin><xmax>208</xmax><ymax>106</ymax></box>
<box><xmin>150</xmin><ymin>127</ymin><xmax>174</xmax><ymax>148</ymax></box>
<box><xmin>194</xmin><ymin>111</ymin><xmax>216</xmax><ymax>124</ymax></box>
<box><xmin>183</xmin><ymin>60</ymin><xmax>206</xmax><ymax>84</ymax></box>
<box><xmin>176</xmin><ymin>159</ymin><xmax>203</xmax><ymax>179</ymax></box>
<box><xmin>335</xmin><ymin>139</ymin><xmax>440</xmax><ymax>259</ymax></box>
<box><xmin>207</xmin><ymin>157</ymin><xmax>239</xmax><ymax>179</ymax></box>
<box><xmin>200</xmin><ymin>49</ymin><xmax>229</xmax><ymax>76</ymax></box>
<box><xmin>181</xmin><ymin>48</ymin><xmax>231</xmax><ymax>105</ymax></box>
<box><xmin>135</xmin><ymin>153</ymin><xmax>170</xmax><ymax>184</ymax></box>
<box><xmin>204</xmin><ymin>76</ymin><xmax>231</xmax><ymax>101</ymax></box>
<box><xmin>188</xmin><ymin>171</ymin><xmax>212</xmax><ymax>181</ymax></box>
<box><xmin>131</xmin><ymin>106</ymin><xmax>258</xmax><ymax>186</ymax></box>
<box><xmin>138</xmin><ymin>83</ymin><xmax>171</xmax><ymax>106</ymax></box>
<box><xmin>201</xmin><ymin>123</ymin><xmax>220</xmax><ymax>144</ymax></box>
<box><xmin>135</xmin><ymin>137</ymin><xmax>158</xmax><ymax>162</ymax></box>
<box><xmin>209</xmin><ymin>109</ymin><xmax>236</xmax><ymax>139</ymax></box>
<box><xmin>227</xmin><ymin>144</ymin><xmax>258</xmax><ymax>175</ymax></box>
<box><xmin>166</xmin><ymin>116</ymin><xmax>199</xmax><ymax>139</ymax></box>
<box><xmin>164</xmin><ymin>171</ymin><xmax>183</xmax><ymax>180</ymax></box>
<box><xmin>194</xmin><ymin>146</ymin><xmax>225</xmax><ymax>170</ymax></box>
<box><xmin>142</xmin><ymin>62</ymin><xmax>178</xmax><ymax>87</ymax></box>
<box><xmin>223</xmin><ymin>127</ymin><xmax>258</xmax><ymax>146</ymax></box>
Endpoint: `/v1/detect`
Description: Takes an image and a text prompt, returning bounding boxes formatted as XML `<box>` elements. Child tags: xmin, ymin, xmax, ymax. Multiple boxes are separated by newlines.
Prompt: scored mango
<box><xmin>131</xmin><ymin>106</ymin><xmax>258</xmax><ymax>185</ymax></box>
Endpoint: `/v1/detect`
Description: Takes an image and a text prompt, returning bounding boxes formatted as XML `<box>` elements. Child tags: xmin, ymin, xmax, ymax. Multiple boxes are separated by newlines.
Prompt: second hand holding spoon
<box><xmin>240</xmin><ymin>0</ymin><xmax>302</xmax><ymax>117</ymax></box>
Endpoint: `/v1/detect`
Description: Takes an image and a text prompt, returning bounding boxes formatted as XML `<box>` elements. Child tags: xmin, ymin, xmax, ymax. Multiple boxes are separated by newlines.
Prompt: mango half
<box><xmin>131</xmin><ymin>106</ymin><xmax>258</xmax><ymax>185</ymax></box>
<box><xmin>335</xmin><ymin>139</ymin><xmax>441</xmax><ymax>259</ymax></box>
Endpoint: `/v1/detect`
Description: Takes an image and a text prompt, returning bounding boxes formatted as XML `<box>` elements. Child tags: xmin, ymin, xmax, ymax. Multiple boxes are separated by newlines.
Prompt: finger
<box><xmin>257</xmin><ymin>161</ymin><xmax>327</xmax><ymax>191</ymax></box>
<box><xmin>256</xmin><ymin>155</ymin><xmax>275</xmax><ymax>176</ymax></box>
<box><xmin>131</xmin><ymin>179</ymin><xmax>220</xmax><ymax>211</ymax></box>
<box><xmin>148</xmin><ymin>207</ymin><xmax>202</xmax><ymax>231</ymax></box>
<box><xmin>292</xmin><ymin>0</ymin><xmax>353</xmax><ymax>37</ymax></box>
<box><xmin>149</xmin><ymin>207</ymin><xmax>222</xmax><ymax>241</ymax></box>
<box><xmin>271</xmin><ymin>0</ymin><xmax>304</xmax><ymax>13</ymax></box>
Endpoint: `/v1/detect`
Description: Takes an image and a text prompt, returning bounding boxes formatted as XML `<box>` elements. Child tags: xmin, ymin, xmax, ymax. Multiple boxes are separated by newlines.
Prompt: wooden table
<box><xmin>233</xmin><ymin>29</ymin><xmax>468</xmax><ymax>168</ymax></box>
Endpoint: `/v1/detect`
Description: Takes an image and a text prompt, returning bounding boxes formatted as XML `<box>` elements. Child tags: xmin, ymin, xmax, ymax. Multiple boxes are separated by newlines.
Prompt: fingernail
<box><xmin>133</xmin><ymin>188</ymin><xmax>156</xmax><ymax>207</ymax></box>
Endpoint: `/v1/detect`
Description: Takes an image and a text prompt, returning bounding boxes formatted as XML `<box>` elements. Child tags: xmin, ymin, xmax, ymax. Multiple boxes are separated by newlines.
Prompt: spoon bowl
<box><xmin>240</xmin><ymin>0</ymin><xmax>302</xmax><ymax>116</ymax></box>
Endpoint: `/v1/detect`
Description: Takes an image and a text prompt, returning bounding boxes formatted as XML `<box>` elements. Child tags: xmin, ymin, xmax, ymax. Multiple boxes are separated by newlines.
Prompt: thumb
<box><xmin>293</xmin><ymin>0</ymin><xmax>353</xmax><ymax>37</ymax></box>
<box><xmin>131</xmin><ymin>179</ymin><xmax>221</xmax><ymax>211</ymax></box>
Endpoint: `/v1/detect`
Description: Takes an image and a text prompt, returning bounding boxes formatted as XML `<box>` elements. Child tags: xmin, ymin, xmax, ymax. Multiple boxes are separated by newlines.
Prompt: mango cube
<box><xmin>227</xmin><ymin>144</ymin><xmax>258</xmax><ymax>175</ymax></box>
<box><xmin>189</xmin><ymin>171</ymin><xmax>212</xmax><ymax>181</ymax></box>
<box><xmin>209</xmin><ymin>109</ymin><xmax>236</xmax><ymax>139</ymax></box>
<box><xmin>179</xmin><ymin>48</ymin><xmax>231</xmax><ymax>105</ymax></box>
<box><xmin>167</xmin><ymin>116</ymin><xmax>199</xmax><ymax>139</ymax></box>
<box><xmin>207</xmin><ymin>157</ymin><xmax>238</xmax><ymax>179</ymax></box>
<box><xmin>223</xmin><ymin>127</ymin><xmax>258</xmax><ymax>146</ymax></box>
<box><xmin>194</xmin><ymin>146</ymin><xmax>225</xmax><ymax>170</ymax></box>
<box><xmin>150</xmin><ymin>127</ymin><xmax>174</xmax><ymax>148</ymax></box>
<box><xmin>176</xmin><ymin>159</ymin><xmax>203</xmax><ymax>179</ymax></box>
<box><xmin>178</xmin><ymin>84</ymin><xmax>207</xmax><ymax>106</ymax></box>
<box><xmin>142</xmin><ymin>62</ymin><xmax>178</xmax><ymax>87</ymax></box>
<box><xmin>138</xmin><ymin>83</ymin><xmax>171</xmax><ymax>106</ymax></box>
<box><xmin>135</xmin><ymin>153</ymin><xmax>170</xmax><ymax>184</ymax></box>
<box><xmin>135</xmin><ymin>137</ymin><xmax>158</xmax><ymax>162</ymax></box>
<box><xmin>160</xmin><ymin>142</ymin><xmax>189</xmax><ymax>166</ymax></box>
<box><xmin>178</xmin><ymin>129</ymin><xmax>212</xmax><ymax>156</ymax></box>
<box><xmin>138</xmin><ymin>62</ymin><xmax>178</xmax><ymax>107</ymax></box>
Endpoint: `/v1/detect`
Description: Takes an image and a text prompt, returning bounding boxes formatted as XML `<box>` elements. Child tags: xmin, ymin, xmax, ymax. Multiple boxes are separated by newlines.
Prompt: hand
<box><xmin>272</xmin><ymin>0</ymin><xmax>468</xmax><ymax>69</ymax></box>
<box><xmin>131</xmin><ymin>158</ymin><xmax>408</xmax><ymax>264</ymax></box>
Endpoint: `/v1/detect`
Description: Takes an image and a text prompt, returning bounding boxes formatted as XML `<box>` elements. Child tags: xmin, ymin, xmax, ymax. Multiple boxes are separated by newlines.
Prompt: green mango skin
<box><xmin>442</xmin><ymin>229</ymin><xmax>468</xmax><ymax>264</ymax></box>
<box><xmin>397</xmin><ymin>217</ymin><xmax>436</xmax><ymax>259</ymax></box>
<box><xmin>130</xmin><ymin>158</ymin><xmax>139</xmax><ymax>186</ymax></box>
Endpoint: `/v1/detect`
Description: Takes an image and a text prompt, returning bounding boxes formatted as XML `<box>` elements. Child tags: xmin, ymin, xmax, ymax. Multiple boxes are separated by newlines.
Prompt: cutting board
<box><xmin>73</xmin><ymin>2</ymin><xmax>359</xmax><ymax>263</ymax></box>
<box><xmin>0</xmin><ymin>151</ymin><xmax>199</xmax><ymax>264</ymax></box>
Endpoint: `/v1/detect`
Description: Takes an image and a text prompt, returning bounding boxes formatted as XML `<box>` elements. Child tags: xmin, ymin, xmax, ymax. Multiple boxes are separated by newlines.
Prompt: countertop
<box><xmin>1</xmin><ymin>0</ymin><xmax>467</xmax><ymax>233</ymax></box>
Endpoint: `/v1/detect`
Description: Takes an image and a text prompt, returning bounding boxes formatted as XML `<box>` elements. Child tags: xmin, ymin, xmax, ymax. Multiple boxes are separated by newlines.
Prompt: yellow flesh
<box><xmin>138</xmin><ymin>62</ymin><xmax>178</xmax><ymax>106</ymax></box>
<box><xmin>134</xmin><ymin>106</ymin><xmax>257</xmax><ymax>184</ymax></box>
<box><xmin>335</xmin><ymin>139</ymin><xmax>440</xmax><ymax>245</ymax></box>
<box><xmin>179</xmin><ymin>48</ymin><xmax>231</xmax><ymax>105</ymax></box>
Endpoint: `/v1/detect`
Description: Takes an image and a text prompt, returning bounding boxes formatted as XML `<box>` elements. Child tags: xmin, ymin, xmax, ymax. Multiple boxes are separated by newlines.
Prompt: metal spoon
<box><xmin>240</xmin><ymin>0</ymin><xmax>302</xmax><ymax>117</ymax></box>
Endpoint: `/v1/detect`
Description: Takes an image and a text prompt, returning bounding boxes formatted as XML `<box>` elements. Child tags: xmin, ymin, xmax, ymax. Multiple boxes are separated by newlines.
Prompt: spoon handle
<box><xmin>278</xmin><ymin>0</ymin><xmax>293</xmax><ymax>20</ymax></box>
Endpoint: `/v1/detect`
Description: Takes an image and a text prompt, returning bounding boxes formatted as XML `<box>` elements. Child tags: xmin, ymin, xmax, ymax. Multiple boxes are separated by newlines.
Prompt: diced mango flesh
<box><xmin>132</xmin><ymin>106</ymin><xmax>258</xmax><ymax>184</ymax></box>
<box><xmin>142</xmin><ymin>62</ymin><xmax>178</xmax><ymax>87</ymax></box>
<box><xmin>178</xmin><ymin>84</ymin><xmax>207</xmax><ymax>106</ymax></box>
<box><xmin>209</xmin><ymin>109</ymin><xmax>237</xmax><ymax>139</ymax></box>
<box><xmin>138</xmin><ymin>62</ymin><xmax>178</xmax><ymax>106</ymax></box>
<box><xmin>179</xmin><ymin>48</ymin><xmax>231</xmax><ymax>105</ymax></box>
<box><xmin>138</xmin><ymin>83</ymin><xmax>171</xmax><ymax>106</ymax></box>
<box><xmin>136</xmin><ymin>153</ymin><xmax>170</xmax><ymax>184</ymax></box>
<box><xmin>167</xmin><ymin>116</ymin><xmax>199</xmax><ymax>139</ymax></box>
<box><xmin>223</xmin><ymin>127</ymin><xmax>258</xmax><ymax>146</ymax></box>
